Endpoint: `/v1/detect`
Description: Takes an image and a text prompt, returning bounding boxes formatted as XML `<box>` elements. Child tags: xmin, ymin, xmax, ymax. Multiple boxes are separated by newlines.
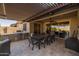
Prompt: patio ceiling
<box><xmin>0</xmin><ymin>3</ymin><xmax>68</xmax><ymax>21</ymax></box>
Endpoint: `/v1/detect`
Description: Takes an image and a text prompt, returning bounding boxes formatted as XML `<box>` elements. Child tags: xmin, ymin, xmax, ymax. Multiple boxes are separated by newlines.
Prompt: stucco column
<box><xmin>30</xmin><ymin>22</ymin><xmax>34</xmax><ymax>33</ymax></box>
<box><xmin>42</xmin><ymin>22</ymin><xmax>50</xmax><ymax>33</ymax></box>
<box><xmin>78</xmin><ymin>10</ymin><xmax>79</xmax><ymax>25</ymax></box>
<box><xmin>69</xmin><ymin>11</ymin><xmax>79</xmax><ymax>37</ymax></box>
<box><xmin>40</xmin><ymin>22</ymin><xmax>44</xmax><ymax>33</ymax></box>
<box><xmin>25</xmin><ymin>22</ymin><xmax>30</xmax><ymax>33</ymax></box>
<box><xmin>77</xmin><ymin>10</ymin><xmax>79</xmax><ymax>38</ymax></box>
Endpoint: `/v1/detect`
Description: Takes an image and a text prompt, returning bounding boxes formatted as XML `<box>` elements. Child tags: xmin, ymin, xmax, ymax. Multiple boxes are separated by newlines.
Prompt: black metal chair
<box><xmin>27</xmin><ymin>36</ymin><xmax>31</xmax><ymax>47</ymax></box>
<box><xmin>44</xmin><ymin>34</ymin><xmax>50</xmax><ymax>45</ymax></box>
<box><xmin>30</xmin><ymin>37</ymin><xmax>39</xmax><ymax>50</ymax></box>
<box><xmin>39</xmin><ymin>36</ymin><xmax>45</xmax><ymax>48</ymax></box>
<box><xmin>27</xmin><ymin>35</ymin><xmax>41</xmax><ymax>50</ymax></box>
<box><xmin>47</xmin><ymin>35</ymin><xmax>54</xmax><ymax>45</ymax></box>
<box><xmin>45</xmin><ymin>31</ymin><xmax>55</xmax><ymax>45</ymax></box>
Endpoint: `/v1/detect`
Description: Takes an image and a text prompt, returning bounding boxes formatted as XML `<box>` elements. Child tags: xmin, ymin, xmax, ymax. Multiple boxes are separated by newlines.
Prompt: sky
<box><xmin>0</xmin><ymin>19</ymin><xmax>17</xmax><ymax>27</ymax></box>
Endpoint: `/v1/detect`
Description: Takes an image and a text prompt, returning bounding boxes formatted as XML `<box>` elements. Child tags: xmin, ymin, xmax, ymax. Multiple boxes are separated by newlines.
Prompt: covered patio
<box><xmin>0</xmin><ymin>3</ymin><xmax>79</xmax><ymax>56</ymax></box>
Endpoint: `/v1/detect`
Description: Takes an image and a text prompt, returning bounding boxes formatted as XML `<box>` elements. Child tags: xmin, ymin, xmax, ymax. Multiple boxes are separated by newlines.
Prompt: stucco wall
<box><xmin>11</xmin><ymin>10</ymin><xmax>79</xmax><ymax>37</ymax></box>
<box><xmin>7</xmin><ymin>27</ymin><xmax>17</xmax><ymax>34</ymax></box>
<box><xmin>29</xmin><ymin>19</ymin><xmax>70</xmax><ymax>34</ymax></box>
<box><xmin>17</xmin><ymin>23</ymin><xmax>23</xmax><ymax>31</ymax></box>
<box><xmin>70</xmin><ymin>17</ymin><xmax>78</xmax><ymax>36</ymax></box>
<box><xmin>0</xmin><ymin>27</ymin><xmax>17</xmax><ymax>35</ymax></box>
<box><xmin>30</xmin><ymin>22</ymin><xmax>34</xmax><ymax>33</ymax></box>
<box><xmin>69</xmin><ymin>10</ymin><xmax>79</xmax><ymax>37</ymax></box>
<box><xmin>41</xmin><ymin>18</ymin><xmax>71</xmax><ymax>33</ymax></box>
<box><xmin>23</xmin><ymin>22</ymin><xmax>30</xmax><ymax>33</ymax></box>
<box><xmin>28</xmin><ymin>11</ymin><xmax>79</xmax><ymax>37</ymax></box>
<box><xmin>0</xmin><ymin>27</ymin><xmax>4</xmax><ymax>35</ymax></box>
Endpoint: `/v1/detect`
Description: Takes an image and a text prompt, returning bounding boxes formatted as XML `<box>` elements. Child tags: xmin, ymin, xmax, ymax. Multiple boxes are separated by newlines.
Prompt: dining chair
<box><xmin>39</xmin><ymin>37</ymin><xmax>45</xmax><ymax>48</ymax></box>
<box><xmin>28</xmin><ymin>36</ymin><xmax>40</xmax><ymax>50</ymax></box>
<box><xmin>47</xmin><ymin>33</ymin><xmax>56</xmax><ymax>45</ymax></box>
<box><xmin>44</xmin><ymin>34</ymin><xmax>50</xmax><ymax>45</ymax></box>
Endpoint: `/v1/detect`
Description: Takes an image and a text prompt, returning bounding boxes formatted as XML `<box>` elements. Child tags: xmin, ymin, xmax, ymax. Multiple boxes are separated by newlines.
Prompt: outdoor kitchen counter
<box><xmin>2</xmin><ymin>32</ymin><xmax>28</xmax><ymax>42</ymax></box>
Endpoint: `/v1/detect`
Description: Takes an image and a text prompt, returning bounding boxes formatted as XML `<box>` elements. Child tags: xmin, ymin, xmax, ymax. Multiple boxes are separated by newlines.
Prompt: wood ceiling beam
<box><xmin>25</xmin><ymin>3</ymin><xmax>68</xmax><ymax>22</ymax></box>
<box><xmin>30</xmin><ymin>5</ymin><xmax>79</xmax><ymax>22</ymax></box>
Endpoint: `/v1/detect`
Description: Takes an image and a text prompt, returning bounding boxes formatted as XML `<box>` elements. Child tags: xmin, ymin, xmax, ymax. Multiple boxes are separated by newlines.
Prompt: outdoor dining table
<box><xmin>32</xmin><ymin>34</ymin><xmax>45</xmax><ymax>49</ymax></box>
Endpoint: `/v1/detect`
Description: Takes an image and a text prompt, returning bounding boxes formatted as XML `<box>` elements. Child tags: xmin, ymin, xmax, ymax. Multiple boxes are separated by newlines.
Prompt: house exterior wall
<box><xmin>23</xmin><ymin>22</ymin><xmax>30</xmax><ymax>33</ymax></box>
<box><xmin>29</xmin><ymin>11</ymin><xmax>78</xmax><ymax>37</ymax></box>
<box><xmin>16</xmin><ymin>21</ymin><xmax>30</xmax><ymax>33</ymax></box>
<box><xmin>6</xmin><ymin>27</ymin><xmax>17</xmax><ymax>34</ymax></box>
<box><xmin>16</xmin><ymin>21</ymin><xmax>23</xmax><ymax>31</ymax></box>
<box><xmin>0</xmin><ymin>27</ymin><xmax>17</xmax><ymax>35</ymax></box>
<box><xmin>0</xmin><ymin>27</ymin><xmax>4</xmax><ymax>35</ymax></box>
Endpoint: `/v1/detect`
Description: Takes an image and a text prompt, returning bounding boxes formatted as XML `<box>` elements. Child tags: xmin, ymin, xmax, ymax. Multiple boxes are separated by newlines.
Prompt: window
<box><xmin>23</xmin><ymin>23</ymin><xmax>26</xmax><ymax>31</ymax></box>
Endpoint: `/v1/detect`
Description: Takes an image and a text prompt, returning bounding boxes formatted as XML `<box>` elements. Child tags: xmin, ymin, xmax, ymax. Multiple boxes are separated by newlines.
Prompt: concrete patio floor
<box><xmin>10</xmin><ymin>39</ymin><xmax>79</xmax><ymax>56</ymax></box>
